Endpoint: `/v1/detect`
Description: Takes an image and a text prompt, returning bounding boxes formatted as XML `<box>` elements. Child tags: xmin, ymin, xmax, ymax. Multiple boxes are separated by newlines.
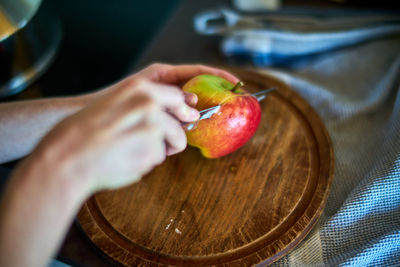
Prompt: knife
<box><xmin>183</xmin><ymin>87</ymin><xmax>275</xmax><ymax>131</ymax></box>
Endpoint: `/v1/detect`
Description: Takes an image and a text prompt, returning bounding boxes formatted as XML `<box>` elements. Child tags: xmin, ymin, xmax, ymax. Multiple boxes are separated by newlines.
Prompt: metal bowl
<box><xmin>0</xmin><ymin>1</ymin><xmax>61</xmax><ymax>97</ymax></box>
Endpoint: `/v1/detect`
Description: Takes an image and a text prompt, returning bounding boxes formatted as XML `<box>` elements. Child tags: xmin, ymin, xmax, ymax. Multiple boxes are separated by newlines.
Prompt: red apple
<box><xmin>183</xmin><ymin>74</ymin><xmax>261</xmax><ymax>158</ymax></box>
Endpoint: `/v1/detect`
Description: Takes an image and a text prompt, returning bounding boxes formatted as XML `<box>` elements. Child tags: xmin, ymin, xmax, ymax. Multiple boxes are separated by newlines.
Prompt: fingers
<box><xmin>138</xmin><ymin>63</ymin><xmax>240</xmax><ymax>85</ymax></box>
<box><xmin>157</xmin><ymin>112</ymin><xmax>187</xmax><ymax>156</ymax></box>
<box><xmin>98</xmin><ymin>92</ymin><xmax>158</xmax><ymax>133</ymax></box>
<box><xmin>95</xmin><ymin>121</ymin><xmax>166</xmax><ymax>190</ymax></box>
<box><xmin>184</xmin><ymin>92</ymin><xmax>198</xmax><ymax>107</ymax></box>
<box><xmin>107</xmin><ymin>78</ymin><xmax>199</xmax><ymax>123</ymax></box>
<box><xmin>132</xmin><ymin>82</ymin><xmax>192</xmax><ymax>156</ymax></box>
<box><xmin>110</xmin><ymin>80</ymin><xmax>192</xmax><ymax>156</ymax></box>
<box><xmin>138</xmin><ymin>80</ymin><xmax>200</xmax><ymax>122</ymax></box>
<box><xmin>105</xmin><ymin>79</ymin><xmax>192</xmax><ymax>156</ymax></box>
<box><xmin>124</xmin><ymin>111</ymin><xmax>187</xmax><ymax>157</ymax></box>
<box><xmin>129</xmin><ymin>122</ymin><xmax>166</xmax><ymax>170</ymax></box>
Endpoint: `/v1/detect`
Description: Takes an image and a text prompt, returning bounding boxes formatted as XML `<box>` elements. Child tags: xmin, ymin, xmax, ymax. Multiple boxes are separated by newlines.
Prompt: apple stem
<box><xmin>231</xmin><ymin>81</ymin><xmax>244</xmax><ymax>92</ymax></box>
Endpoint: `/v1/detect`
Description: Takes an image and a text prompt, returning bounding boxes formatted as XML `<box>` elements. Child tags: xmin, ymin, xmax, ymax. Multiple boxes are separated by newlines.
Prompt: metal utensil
<box><xmin>183</xmin><ymin>87</ymin><xmax>275</xmax><ymax>131</ymax></box>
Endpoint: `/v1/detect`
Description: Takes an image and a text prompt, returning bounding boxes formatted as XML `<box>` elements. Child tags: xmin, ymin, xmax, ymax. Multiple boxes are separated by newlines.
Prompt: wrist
<box><xmin>18</xmin><ymin>144</ymin><xmax>94</xmax><ymax>206</ymax></box>
<box><xmin>17</xmin><ymin>92</ymin><xmax>103</xmax><ymax>199</ymax></box>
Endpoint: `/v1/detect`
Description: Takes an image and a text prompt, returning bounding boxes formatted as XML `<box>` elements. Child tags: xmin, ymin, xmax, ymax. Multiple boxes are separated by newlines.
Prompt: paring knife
<box><xmin>183</xmin><ymin>87</ymin><xmax>275</xmax><ymax>131</ymax></box>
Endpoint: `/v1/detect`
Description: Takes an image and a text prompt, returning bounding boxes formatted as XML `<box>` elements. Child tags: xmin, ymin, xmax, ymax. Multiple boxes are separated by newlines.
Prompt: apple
<box><xmin>183</xmin><ymin>74</ymin><xmax>261</xmax><ymax>158</ymax></box>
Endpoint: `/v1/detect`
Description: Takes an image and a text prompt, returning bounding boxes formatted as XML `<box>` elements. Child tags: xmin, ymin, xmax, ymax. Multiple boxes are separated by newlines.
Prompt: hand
<box><xmin>28</xmin><ymin>64</ymin><xmax>239</xmax><ymax>193</ymax></box>
<box><xmin>0</xmin><ymin>64</ymin><xmax>239</xmax><ymax>267</ymax></box>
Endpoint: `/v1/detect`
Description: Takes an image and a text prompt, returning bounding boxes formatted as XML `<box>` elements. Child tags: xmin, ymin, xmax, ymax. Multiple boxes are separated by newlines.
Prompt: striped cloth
<box><xmin>195</xmin><ymin>9</ymin><xmax>400</xmax><ymax>266</ymax></box>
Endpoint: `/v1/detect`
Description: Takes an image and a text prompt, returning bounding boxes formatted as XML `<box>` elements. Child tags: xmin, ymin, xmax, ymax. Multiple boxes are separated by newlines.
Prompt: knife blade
<box><xmin>183</xmin><ymin>87</ymin><xmax>275</xmax><ymax>131</ymax></box>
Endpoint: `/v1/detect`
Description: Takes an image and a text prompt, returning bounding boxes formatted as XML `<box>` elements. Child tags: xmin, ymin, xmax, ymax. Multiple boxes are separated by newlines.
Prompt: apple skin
<box><xmin>183</xmin><ymin>74</ymin><xmax>261</xmax><ymax>158</ymax></box>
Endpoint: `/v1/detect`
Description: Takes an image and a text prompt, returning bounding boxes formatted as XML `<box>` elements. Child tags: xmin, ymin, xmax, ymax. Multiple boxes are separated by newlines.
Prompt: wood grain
<box><xmin>77</xmin><ymin>68</ymin><xmax>334</xmax><ymax>266</ymax></box>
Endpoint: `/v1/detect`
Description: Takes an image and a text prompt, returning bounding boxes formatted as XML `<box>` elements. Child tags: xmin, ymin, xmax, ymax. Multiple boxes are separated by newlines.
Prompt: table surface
<box><xmin>2</xmin><ymin>0</ymin><xmax>398</xmax><ymax>266</ymax></box>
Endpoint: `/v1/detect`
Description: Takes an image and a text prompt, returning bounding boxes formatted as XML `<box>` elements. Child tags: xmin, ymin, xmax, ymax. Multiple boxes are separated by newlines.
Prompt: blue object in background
<box><xmin>195</xmin><ymin>9</ymin><xmax>400</xmax><ymax>67</ymax></box>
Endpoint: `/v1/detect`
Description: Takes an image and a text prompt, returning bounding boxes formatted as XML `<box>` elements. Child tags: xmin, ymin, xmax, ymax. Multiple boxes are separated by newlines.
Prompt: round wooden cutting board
<box><xmin>77</xmin><ymin>69</ymin><xmax>334</xmax><ymax>266</ymax></box>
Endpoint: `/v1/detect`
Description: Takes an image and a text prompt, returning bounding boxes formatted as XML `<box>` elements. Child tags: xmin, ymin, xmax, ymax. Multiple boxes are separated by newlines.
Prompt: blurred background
<box><xmin>1</xmin><ymin>0</ymin><xmax>399</xmax><ymax>101</ymax></box>
<box><xmin>0</xmin><ymin>0</ymin><xmax>180</xmax><ymax>99</ymax></box>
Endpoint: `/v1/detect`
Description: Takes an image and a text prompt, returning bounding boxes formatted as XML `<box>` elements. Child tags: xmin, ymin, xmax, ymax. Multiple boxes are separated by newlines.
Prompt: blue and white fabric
<box><xmin>195</xmin><ymin>9</ymin><xmax>400</xmax><ymax>266</ymax></box>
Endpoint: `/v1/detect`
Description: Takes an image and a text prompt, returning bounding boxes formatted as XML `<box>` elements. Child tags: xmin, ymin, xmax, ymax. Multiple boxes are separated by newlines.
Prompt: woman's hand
<box><xmin>0</xmin><ymin>63</ymin><xmax>239</xmax><ymax>267</ymax></box>
<box><xmin>28</xmin><ymin>63</ymin><xmax>239</xmax><ymax>193</ymax></box>
<box><xmin>35</xmin><ymin>78</ymin><xmax>196</xmax><ymax>192</ymax></box>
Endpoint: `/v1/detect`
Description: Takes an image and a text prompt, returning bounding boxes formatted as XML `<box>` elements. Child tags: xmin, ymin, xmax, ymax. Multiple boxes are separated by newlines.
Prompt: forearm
<box><xmin>0</xmin><ymin>95</ymin><xmax>94</xmax><ymax>163</ymax></box>
<box><xmin>0</xmin><ymin>150</ymin><xmax>92</xmax><ymax>267</ymax></box>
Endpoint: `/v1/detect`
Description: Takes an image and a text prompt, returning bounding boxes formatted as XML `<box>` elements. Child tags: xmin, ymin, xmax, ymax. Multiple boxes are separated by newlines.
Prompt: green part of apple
<box><xmin>182</xmin><ymin>74</ymin><xmax>246</xmax><ymax>110</ymax></box>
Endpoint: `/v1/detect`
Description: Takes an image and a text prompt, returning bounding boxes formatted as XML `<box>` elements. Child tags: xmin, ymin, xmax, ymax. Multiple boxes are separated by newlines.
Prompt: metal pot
<box><xmin>0</xmin><ymin>0</ymin><xmax>61</xmax><ymax>97</ymax></box>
